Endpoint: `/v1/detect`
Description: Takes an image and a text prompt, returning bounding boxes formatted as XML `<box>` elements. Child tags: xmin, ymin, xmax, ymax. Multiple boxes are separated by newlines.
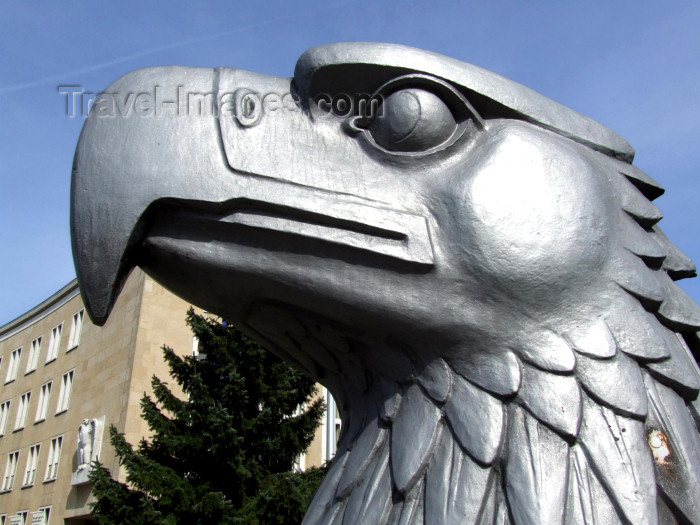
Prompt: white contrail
<box><xmin>0</xmin><ymin>1</ymin><xmax>356</xmax><ymax>95</ymax></box>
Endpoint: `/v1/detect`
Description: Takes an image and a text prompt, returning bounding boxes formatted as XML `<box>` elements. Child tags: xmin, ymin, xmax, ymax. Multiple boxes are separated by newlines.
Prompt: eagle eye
<box><xmin>353</xmin><ymin>74</ymin><xmax>484</xmax><ymax>155</ymax></box>
<box><xmin>367</xmin><ymin>88</ymin><xmax>456</xmax><ymax>152</ymax></box>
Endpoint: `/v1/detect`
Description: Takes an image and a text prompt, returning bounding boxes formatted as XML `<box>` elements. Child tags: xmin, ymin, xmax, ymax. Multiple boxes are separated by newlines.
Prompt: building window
<box><xmin>13</xmin><ymin>392</ymin><xmax>31</xmax><ymax>430</ymax></box>
<box><xmin>10</xmin><ymin>512</ymin><xmax>28</xmax><ymax>525</ymax></box>
<box><xmin>45</xmin><ymin>324</ymin><xmax>62</xmax><ymax>363</ymax></box>
<box><xmin>2</xmin><ymin>450</ymin><xmax>19</xmax><ymax>491</ymax></box>
<box><xmin>55</xmin><ymin>370</ymin><xmax>74</xmax><ymax>414</ymax></box>
<box><xmin>321</xmin><ymin>389</ymin><xmax>342</xmax><ymax>462</ymax></box>
<box><xmin>35</xmin><ymin>382</ymin><xmax>52</xmax><ymax>423</ymax></box>
<box><xmin>67</xmin><ymin>310</ymin><xmax>84</xmax><ymax>351</ymax></box>
<box><xmin>0</xmin><ymin>401</ymin><xmax>10</xmax><ymax>436</ymax></box>
<box><xmin>44</xmin><ymin>436</ymin><xmax>62</xmax><ymax>481</ymax></box>
<box><xmin>25</xmin><ymin>337</ymin><xmax>42</xmax><ymax>374</ymax></box>
<box><xmin>0</xmin><ymin>514</ymin><xmax>6</xmax><ymax>525</ymax></box>
<box><xmin>22</xmin><ymin>444</ymin><xmax>40</xmax><ymax>487</ymax></box>
<box><xmin>33</xmin><ymin>508</ymin><xmax>50</xmax><ymax>525</ymax></box>
<box><xmin>5</xmin><ymin>348</ymin><xmax>22</xmax><ymax>383</ymax></box>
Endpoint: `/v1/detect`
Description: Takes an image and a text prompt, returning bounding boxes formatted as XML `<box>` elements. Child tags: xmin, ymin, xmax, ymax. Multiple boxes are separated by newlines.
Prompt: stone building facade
<box><xmin>0</xmin><ymin>269</ymin><xmax>335</xmax><ymax>524</ymax></box>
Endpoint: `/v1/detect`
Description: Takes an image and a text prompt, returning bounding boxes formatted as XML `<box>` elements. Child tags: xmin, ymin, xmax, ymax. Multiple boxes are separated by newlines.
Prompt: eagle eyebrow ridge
<box><xmin>294</xmin><ymin>42</ymin><xmax>635</xmax><ymax>161</ymax></box>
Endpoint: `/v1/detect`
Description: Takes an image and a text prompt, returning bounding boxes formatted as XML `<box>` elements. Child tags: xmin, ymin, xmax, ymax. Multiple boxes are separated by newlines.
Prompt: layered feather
<box><xmin>304</xmin><ymin>154</ymin><xmax>700</xmax><ymax>525</ymax></box>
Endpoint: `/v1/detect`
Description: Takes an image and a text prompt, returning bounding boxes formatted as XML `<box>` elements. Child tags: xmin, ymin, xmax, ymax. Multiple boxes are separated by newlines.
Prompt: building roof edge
<box><xmin>0</xmin><ymin>279</ymin><xmax>80</xmax><ymax>341</ymax></box>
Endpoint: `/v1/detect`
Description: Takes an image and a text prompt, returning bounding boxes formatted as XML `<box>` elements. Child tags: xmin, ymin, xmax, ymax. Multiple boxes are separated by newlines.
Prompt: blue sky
<box><xmin>1</xmin><ymin>1</ymin><xmax>699</xmax><ymax>323</ymax></box>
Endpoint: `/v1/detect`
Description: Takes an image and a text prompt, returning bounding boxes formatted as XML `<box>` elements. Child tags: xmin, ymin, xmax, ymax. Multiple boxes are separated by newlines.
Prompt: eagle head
<box><xmin>71</xmin><ymin>43</ymin><xmax>700</xmax><ymax>524</ymax></box>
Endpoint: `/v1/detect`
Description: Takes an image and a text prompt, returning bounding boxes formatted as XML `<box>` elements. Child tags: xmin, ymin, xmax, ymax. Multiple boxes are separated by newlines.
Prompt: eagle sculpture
<box><xmin>71</xmin><ymin>43</ymin><xmax>700</xmax><ymax>524</ymax></box>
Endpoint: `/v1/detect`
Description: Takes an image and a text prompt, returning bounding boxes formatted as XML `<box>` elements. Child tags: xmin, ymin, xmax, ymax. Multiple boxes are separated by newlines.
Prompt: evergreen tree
<box><xmin>89</xmin><ymin>309</ymin><xmax>327</xmax><ymax>524</ymax></box>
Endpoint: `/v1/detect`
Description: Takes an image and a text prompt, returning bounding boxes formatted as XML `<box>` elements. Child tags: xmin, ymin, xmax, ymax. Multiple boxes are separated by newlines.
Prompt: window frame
<box><xmin>13</xmin><ymin>391</ymin><xmax>31</xmax><ymax>431</ymax></box>
<box><xmin>45</xmin><ymin>323</ymin><xmax>63</xmax><ymax>364</ymax></box>
<box><xmin>25</xmin><ymin>336</ymin><xmax>42</xmax><ymax>374</ymax></box>
<box><xmin>44</xmin><ymin>436</ymin><xmax>62</xmax><ymax>482</ymax></box>
<box><xmin>34</xmin><ymin>381</ymin><xmax>52</xmax><ymax>423</ymax></box>
<box><xmin>55</xmin><ymin>370</ymin><xmax>74</xmax><ymax>414</ymax></box>
<box><xmin>34</xmin><ymin>507</ymin><xmax>50</xmax><ymax>525</ymax></box>
<box><xmin>22</xmin><ymin>443</ymin><xmax>40</xmax><ymax>487</ymax></box>
<box><xmin>2</xmin><ymin>449</ymin><xmax>20</xmax><ymax>491</ymax></box>
<box><xmin>0</xmin><ymin>400</ymin><xmax>10</xmax><ymax>436</ymax></box>
<box><xmin>67</xmin><ymin>309</ymin><xmax>84</xmax><ymax>351</ymax></box>
<box><xmin>5</xmin><ymin>347</ymin><xmax>22</xmax><ymax>384</ymax></box>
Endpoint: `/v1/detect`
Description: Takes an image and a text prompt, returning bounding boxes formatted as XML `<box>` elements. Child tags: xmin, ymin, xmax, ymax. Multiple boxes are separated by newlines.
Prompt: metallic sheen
<box><xmin>71</xmin><ymin>43</ymin><xmax>700</xmax><ymax>524</ymax></box>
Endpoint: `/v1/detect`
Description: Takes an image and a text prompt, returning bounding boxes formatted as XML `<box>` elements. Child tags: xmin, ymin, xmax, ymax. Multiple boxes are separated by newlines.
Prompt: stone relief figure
<box><xmin>71</xmin><ymin>43</ymin><xmax>700</xmax><ymax>524</ymax></box>
<box><xmin>77</xmin><ymin>418</ymin><xmax>98</xmax><ymax>470</ymax></box>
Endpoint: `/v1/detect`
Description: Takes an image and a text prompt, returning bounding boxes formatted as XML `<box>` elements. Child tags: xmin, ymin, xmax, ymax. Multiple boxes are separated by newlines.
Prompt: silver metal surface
<box><xmin>71</xmin><ymin>43</ymin><xmax>700</xmax><ymax>524</ymax></box>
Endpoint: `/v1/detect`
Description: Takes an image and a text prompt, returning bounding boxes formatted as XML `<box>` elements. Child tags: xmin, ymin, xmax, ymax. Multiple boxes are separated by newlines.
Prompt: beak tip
<box><xmin>79</xmin><ymin>288</ymin><xmax>110</xmax><ymax>327</ymax></box>
<box><xmin>75</xmin><ymin>268</ymin><xmax>120</xmax><ymax>327</ymax></box>
<box><xmin>87</xmin><ymin>311</ymin><xmax>108</xmax><ymax>327</ymax></box>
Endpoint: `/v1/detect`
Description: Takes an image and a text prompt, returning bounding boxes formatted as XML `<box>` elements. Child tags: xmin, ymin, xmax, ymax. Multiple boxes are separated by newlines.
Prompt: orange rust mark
<box><xmin>648</xmin><ymin>429</ymin><xmax>672</xmax><ymax>467</ymax></box>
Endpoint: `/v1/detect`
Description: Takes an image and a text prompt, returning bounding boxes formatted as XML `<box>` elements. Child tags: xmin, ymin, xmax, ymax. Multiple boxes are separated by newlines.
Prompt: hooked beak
<box><xmin>71</xmin><ymin>66</ymin><xmax>242</xmax><ymax>324</ymax></box>
<box><xmin>70</xmin><ymin>65</ymin><xmax>434</xmax><ymax>324</ymax></box>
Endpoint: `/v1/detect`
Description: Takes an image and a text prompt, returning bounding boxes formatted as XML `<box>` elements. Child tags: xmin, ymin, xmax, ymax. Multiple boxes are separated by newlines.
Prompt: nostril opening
<box><xmin>342</xmin><ymin>116</ymin><xmax>368</xmax><ymax>136</ymax></box>
<box><xmin>233</xmin><ymin>89</ymin><xmax>262</xmax><ymax>128</ymax></box>
<box><xmin>242</xmin><ymin>96</ymin><xmax>257</xmax><ymax>118</ymax></box>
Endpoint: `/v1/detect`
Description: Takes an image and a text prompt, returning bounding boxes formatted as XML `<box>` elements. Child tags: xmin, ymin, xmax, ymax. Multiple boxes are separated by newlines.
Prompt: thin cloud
<box><xmin>0</xmin><ymin>0</ymin><xmax>356</xmax><ymax>95</ymax></box>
